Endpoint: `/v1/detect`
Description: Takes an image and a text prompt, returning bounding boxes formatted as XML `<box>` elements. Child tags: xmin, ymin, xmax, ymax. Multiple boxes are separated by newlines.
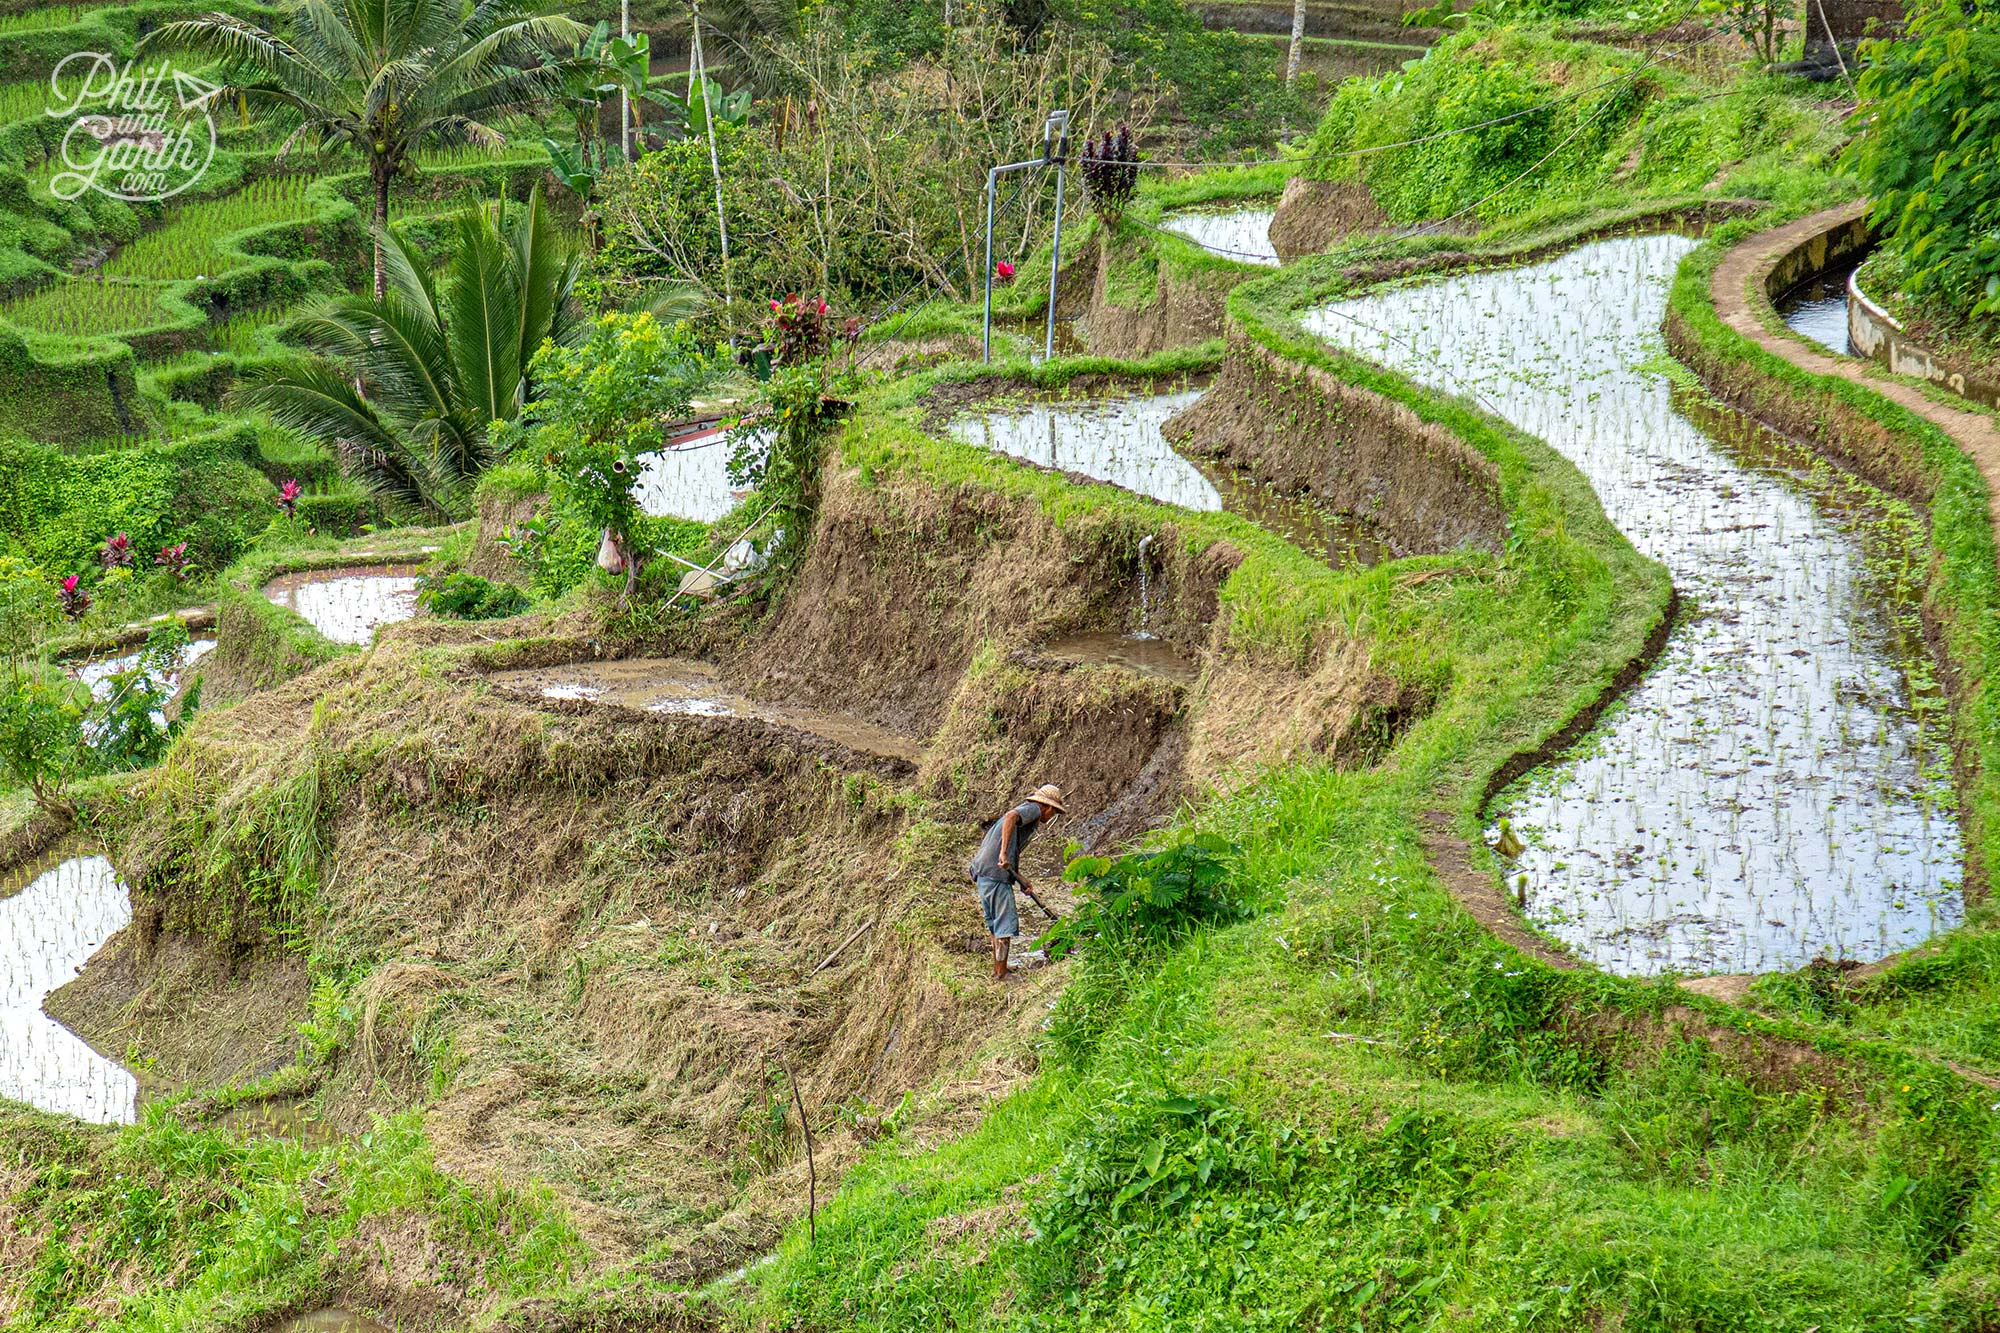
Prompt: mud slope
<box><xmin>49</xmin><ymin>437</ymin><xmax>1428</xmax><ymax>1297</ymax></box>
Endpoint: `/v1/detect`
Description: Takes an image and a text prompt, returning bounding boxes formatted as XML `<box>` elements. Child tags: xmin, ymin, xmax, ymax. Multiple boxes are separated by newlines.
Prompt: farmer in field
<box><xmin>968</xmin><ymin>783</ymin><xmax>1067</xmax><ymax>981</ymax></box>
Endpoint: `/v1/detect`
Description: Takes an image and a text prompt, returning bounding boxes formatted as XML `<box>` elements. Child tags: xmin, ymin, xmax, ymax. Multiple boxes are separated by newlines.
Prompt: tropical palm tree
<box><xmin>238</xmin><ymin>185</ymin><xmax>586</xmax><ymax>518</ymax></box>
<box><xmin>145</xmin><ymin>0</ymin><xmax>596</xmax><ymax>298</ymax></box>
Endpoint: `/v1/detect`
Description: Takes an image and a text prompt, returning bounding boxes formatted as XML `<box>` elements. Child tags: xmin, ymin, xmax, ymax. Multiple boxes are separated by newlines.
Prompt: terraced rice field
<box><xmin>0</xmin><ymin>5</ymin><xmax>91</xmax><ymax>34</ymax></box>
<box><xmin>0</xmin><ymin>76</ymin><xmax>50</xmax><ymax>124</ymax></box>
<box><xmin>101</xmin><ymin>173</ymin><xmax>322</xmax><ymax>279</ymax></box>
<box><xmin>0</xmin><ymin>276</ymin><xmax>175</xmax><ymax>337</ymax></box>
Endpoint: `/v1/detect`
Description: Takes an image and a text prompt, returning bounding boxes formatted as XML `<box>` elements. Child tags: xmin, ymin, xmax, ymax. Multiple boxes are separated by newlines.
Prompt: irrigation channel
<box><xmin>1309</xmin><ymin>235</ymin><xmax>1962</xmax><ymax>975</ymax></box>
<box><xmin>947</xmin><ymin>388</ymin><xmax>1390</xmax><ymax>569</ymax></box>
<box><xmin>1775</xmin><ymin>260</ymin><xmax>1861</xmax><ymax>357</ymax></box>
<box><xmin>1161</xmin><ymin>209</ymin><xmax>1280</xmax><ymax>266</ymax></box>
<box><xmin>0</xmin><ymin>854</ymin><xmax>136</xmax><ymax>1124</ymax></box>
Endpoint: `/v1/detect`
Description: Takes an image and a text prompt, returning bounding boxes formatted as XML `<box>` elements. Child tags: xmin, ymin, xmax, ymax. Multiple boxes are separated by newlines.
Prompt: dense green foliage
<box><xmin>239</xmin><ymin>186</ymin><xmax>586</xmax><ymax>518</ymax></box>
<box><xmin>0</xmin><ymin>432</ymin><xmax>273</xmax><ymax>580</ymax></box>
<box><xmin>1302</xmin><ymin>30</ymin><xmax>1849</xmax><ymax>224</ymax></box>
<box><xmin>1855</xmin><ymin>0</ymin><xmax>2000</xmax><ymax>326</ymax></box>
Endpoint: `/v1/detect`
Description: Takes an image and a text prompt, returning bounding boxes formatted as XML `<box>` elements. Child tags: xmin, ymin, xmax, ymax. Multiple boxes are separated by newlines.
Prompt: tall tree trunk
<box><xmin>1286</xmin><ymin>0</ymin><xmax>1306</xmax><ymax>84</ymax></box>
<box><xmin>371</xmin><ymin>162</ymin><xmax>390</xmax><ymax>301</ymax></box>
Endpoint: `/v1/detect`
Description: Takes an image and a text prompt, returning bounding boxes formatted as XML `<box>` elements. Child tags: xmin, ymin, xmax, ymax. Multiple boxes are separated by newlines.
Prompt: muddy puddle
<box><xmin>263</xmin><ymin>565</ymin><xmax>420</xmax><ymax>645</ymax></box>
<box><xmin>1161</xmin><ymin>209</ymin><xmax>1280</xmax><ymax>266</ymax></box>
<box><xmin>1775</xmin><ymin>262</ymin><xmax>1858</xmax><ymax>357</ymax></box>
<box><xmin>1040</xmin><ymin>631</ymin><xmax>1199</xmax><ymax>685</ymax></box>
<box><xmin>1307</xmin><ymin>235</ymin><xmax>1961</xmax><ymax>975</ymax></box>
<box><xmin>487</xmin><ymin>658</ymin><xmax>921</xmax><ymax>762</ymax></box>
<box><xmin>0</xmin><ymin>854</ymin><xmax>137</xmax><ymax>1123</ymax></box>
<box><xmin>269</xmin><ymin>1311</ymin><xmax>390</xmax><ymax>1333</ymax></box>
<box><xmin>949</xmin><ymin>389</ymin><xmax>1387</xmax><ymax>567</ymax></box>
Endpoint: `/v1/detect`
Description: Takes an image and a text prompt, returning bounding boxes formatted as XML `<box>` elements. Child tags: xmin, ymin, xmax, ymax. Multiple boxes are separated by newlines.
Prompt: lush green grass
<box><xmin>735</xmin><ymin>193</ymin><xmax>2000</xmax><ymax>1333</ymax></box>
<box><xmin>101</xmin><ymin>175</ymin><xmax>323</xmax><ymax>281</ymax></box>
<box><xmin>1</xmin><ymin>1103</ymin><xmax>583</xmax><ymax>1332</ymax></box>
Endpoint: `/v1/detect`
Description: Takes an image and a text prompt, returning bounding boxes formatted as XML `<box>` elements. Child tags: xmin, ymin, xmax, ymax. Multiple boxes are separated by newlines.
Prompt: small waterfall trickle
<box><xmin>1134</xmin><ymin>533</ymin><xmax>1155</xmax><ymax>639</ymax></box>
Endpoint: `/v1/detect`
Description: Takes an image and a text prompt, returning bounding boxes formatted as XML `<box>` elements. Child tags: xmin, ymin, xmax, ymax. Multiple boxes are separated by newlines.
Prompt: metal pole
<box><xmin>982</xmin><ymin>166</ymin><xmax>998</xmax><ymax>363</ymax></box>
<box><xmin>1044</xmin><ymin>161</ymin><xmax>1065</xmax><ymax>362</ymax></box>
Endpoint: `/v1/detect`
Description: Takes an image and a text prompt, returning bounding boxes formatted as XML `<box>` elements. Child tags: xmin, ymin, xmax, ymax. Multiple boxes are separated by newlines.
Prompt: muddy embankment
<box><xmin>1163</xmin><ymin>341</ymin><xmax>1508</xmax><ymax>557</ymax></box>
<box><xmin>1268</xmin><ymin>177</ymin><xmax>1392</xmax><ymax>263</ymax></box>
<box><xmin>37</xmin><ymin>437</ymin><xmax>1437</xmax><ymax>1310</ymax></box>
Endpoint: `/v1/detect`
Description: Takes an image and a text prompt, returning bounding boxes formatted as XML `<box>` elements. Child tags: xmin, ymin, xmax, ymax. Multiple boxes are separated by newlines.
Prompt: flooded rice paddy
<box><xmin>264</xmin><ymin>565</ymin><xmax>420</xmax><ymax>645</ymax></box>
<box><xmin>69</xmin><ymin>638</ymin><xmax>216</xmax><ymax>700</ymax></box>
<box><xmin>1</xmin><ymin>854</ymin><xmax>136</xmax><ymax>1123</ymax></box>
<box><xmin>948</xmin><ymin>389</ymin><xmax>1388</xmax><ymax>568</ymax></box>
<box><xmin>1307</xmin><ymin>234</ymin><xmax>1961</xmax><ymax>974</ymax></box>
<box><xmin>269</xmin><ymin>1311</ymin><xmax>391</xmax><ymax>1333</ymax></box>
<box><xmin>1160</xmin><ymin>209</ymin><xmax>1280</xmax><ymax>266</ymax></box>
<box><xmin>1775</xmin><ymin>263</ymin><xmax>1859</xmax><ymax>357</ymax></box>
<box><xmin>487</xmin><ymin>658</ymin><xmax>921</xmax><ymax>762</ymax></box>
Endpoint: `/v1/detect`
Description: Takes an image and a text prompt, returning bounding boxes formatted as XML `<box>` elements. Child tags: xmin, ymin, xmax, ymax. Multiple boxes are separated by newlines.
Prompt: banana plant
<box><xmin>644</xmin><ymin>76</ymin><xmax>751</xmax><ymax>141</ymax></box>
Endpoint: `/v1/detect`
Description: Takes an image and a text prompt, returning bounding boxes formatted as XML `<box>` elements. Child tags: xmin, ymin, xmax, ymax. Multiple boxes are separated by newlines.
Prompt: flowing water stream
<box><xmin>0</xmin><ymin>854</ymin><xmax>136</xmax><ymax>1123</ymax></box>
<box><xmin>1775</xmin><ymin>262</ymin><xmax>1859</xmax><ymax>358</ymax></box>
<box><xmin>1307</xmin><ymin>235</ymin><xmax>1961</xmax><ymax>975</ymax></box>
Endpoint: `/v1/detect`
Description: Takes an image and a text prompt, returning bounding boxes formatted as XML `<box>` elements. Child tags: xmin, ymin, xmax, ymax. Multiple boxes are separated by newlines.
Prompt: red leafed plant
<box><xmin>154</xmin><ymin>542</ymin><xmax>192</xmax><ymax>581</ymax></box>
<box><xmin>768</xmin><ymin>294</ymin><xmax>832</xmax><ymax>367</ymax></box>
<box><xmin>99</xmin><ymin>533</ymin><xmax>133</xmax><ymax>569</ymax></box>
<box><xmin>276</xmin><ymin>478</ymin><xmax>301</xmax><ymax>519</ymax></box>
<box><xmin>58</xmin><ymin>575</ymin><xmax>90</xmax><ymax>621</ymax></box>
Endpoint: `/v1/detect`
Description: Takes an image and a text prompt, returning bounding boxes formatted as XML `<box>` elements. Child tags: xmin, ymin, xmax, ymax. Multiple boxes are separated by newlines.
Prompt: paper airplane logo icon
<box><xmin>172</xmin><ymin>69</ymin><xmax>223</xmax><ymax>111</ymax></box>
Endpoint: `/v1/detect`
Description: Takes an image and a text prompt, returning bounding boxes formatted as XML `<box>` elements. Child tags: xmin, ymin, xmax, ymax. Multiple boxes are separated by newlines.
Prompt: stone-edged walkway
<box><xmin>1710</xmin><ymin>202</ymin><xmax>2000</xmax><ymax>547</ymax></box>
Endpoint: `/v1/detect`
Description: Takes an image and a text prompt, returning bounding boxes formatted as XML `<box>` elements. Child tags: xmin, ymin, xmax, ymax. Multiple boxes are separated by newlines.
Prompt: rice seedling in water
<box><xmin>0</xmin><ymin>854</ymin><xmax>137</xmax><ymax>1124</ymax></box>
<box><xmin>1307</xmin><ymin>235</ymin><xmax>1963</xmax><ymax>975</ymax></box>
<box><xmin>0</xmin><ymin>276</ymin><xmax>175</xmax><ymax>337</ymax></box>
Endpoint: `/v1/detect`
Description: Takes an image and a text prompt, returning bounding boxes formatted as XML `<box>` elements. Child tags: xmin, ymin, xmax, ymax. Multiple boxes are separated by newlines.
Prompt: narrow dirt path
<box><xmin>1710</xmin><ymin>202</ymin><xmax>2000</xmax><ymax>550</ymax></box>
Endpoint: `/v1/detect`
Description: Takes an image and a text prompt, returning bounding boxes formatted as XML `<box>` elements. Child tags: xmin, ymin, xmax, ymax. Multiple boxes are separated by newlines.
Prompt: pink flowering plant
<box><xmin>276</xmin><ymin>478</ymin><xmax>302</xmax><ymax>519</ymax></box>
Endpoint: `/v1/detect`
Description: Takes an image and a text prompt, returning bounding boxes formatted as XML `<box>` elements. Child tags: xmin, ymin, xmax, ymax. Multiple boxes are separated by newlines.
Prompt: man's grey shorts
<box><xmin>976</xmin><ymin>876</ymin><xmax>1019</xmax><ymax>939</ymax></box>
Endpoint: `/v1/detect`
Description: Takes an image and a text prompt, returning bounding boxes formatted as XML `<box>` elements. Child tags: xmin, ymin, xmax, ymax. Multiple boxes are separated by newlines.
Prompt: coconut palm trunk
<box><xmin>1287</xmin><ymin>0</ymin><xmax>1307</xmax><ymax>84</ymax></box>
<box><xmin>371</xmin><ymin>159</ymin><xmax>392</xmax><ymax>300</ymax></box>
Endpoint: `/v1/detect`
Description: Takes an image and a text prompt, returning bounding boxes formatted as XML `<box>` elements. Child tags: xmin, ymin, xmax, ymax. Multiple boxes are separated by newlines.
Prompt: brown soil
<box><xmin>485</xmin><ymin>658</ymin><xmax>924</xmax><ymax>766</ymax></box>
<box><xmin>465</xmin><ymin>491</ymin><xmax>544</xmax><ymax>585</ymax></box>
<box><xmin>1163</xmin><ymin>344</ymin><xmax>1508</xmax><ymax>558</ymax></box>
<box><xmin>1268</xmin><ymin>177</ymin><xmax>1390</xmax><ymax>263</ymax></box>
<box><xmin>54</xmin><ymin>445</ymin><xmax>1400</xmax><ymax>1308</ymax></box>
<box><xmin>1080</xmin><ymin>238</ymin><xmax>1233</xmax><ymax>359</ymax></box>
<box><xmin>45</xmin><ymin>925</ymin><xmax>310</xmax><ymax>1096</ymax></box>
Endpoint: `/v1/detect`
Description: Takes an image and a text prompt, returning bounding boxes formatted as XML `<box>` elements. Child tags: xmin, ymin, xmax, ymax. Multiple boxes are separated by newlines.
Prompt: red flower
<box><xmin>996</xmin><ymin>260</ymin><xmax>1016</xmax><ymax>282</ymax></box>
<box><xmin>276</xmin><ymin>478</ymin><xmax>301</xmax><ymax>518</ymax></box>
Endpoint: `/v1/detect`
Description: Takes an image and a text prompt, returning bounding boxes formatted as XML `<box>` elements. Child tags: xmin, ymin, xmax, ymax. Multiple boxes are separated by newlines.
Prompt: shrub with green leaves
<box><xmin>93</xmin><ymin>622</ymin><xmax>202</xmax><ymax>773</ymax></box>
<box><xmin>417</xmin><ymin>572</ymin><xmax>532</xmax><ymax>621</ymax></box>
<box><xmin>1040</xmin><ymin>834</ymin><xmax>1250</xmax><ymax>960</ymax></box>
<box><xmin>0</xmin><ymin>666</ymin><xmax>88</xmax><ymax>819</ymax></box>
<box><xmin>1855</xmin><ymin>0</ymin><xmax>2000</xmax><ymax>326</ymax></box>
